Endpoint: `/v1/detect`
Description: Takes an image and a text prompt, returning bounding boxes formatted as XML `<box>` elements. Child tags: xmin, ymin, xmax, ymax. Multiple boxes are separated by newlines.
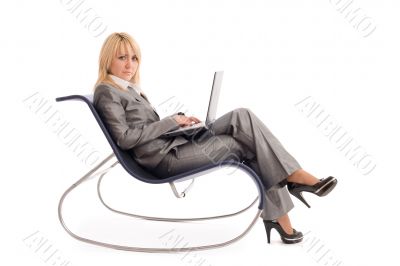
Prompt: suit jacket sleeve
<box><xmin>94</xmin><ymin>86</ymin><xmax>180</xmax><ymax>150</ymax></box>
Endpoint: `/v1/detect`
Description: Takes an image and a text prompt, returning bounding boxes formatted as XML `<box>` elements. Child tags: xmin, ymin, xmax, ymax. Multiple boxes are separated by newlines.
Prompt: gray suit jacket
<box><xmin>93</xmin><ymin>83</ymin><xmax>188</xmax><ymax>170</ymax></box>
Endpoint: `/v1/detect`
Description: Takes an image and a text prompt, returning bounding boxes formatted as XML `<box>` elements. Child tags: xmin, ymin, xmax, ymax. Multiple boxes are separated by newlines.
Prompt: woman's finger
<box><xmin>189</xmin><ymin>116</ymin><xmax>201</xmax><ymax>123</ymax></box>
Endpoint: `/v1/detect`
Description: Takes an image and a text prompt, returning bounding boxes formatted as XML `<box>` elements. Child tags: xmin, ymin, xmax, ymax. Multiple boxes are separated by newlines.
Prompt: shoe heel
<box><xmin>266</xmin><ymin>227</ymin><xmax>272</xmax><ymax>244</ymax></box>
<box><xmin>292</xmin><ymin>191</ymin><xmax>311</xmax><ymax>208</ymax></box>
<box><xmin>263</xmin><ymin>221</ymin><xmax>273</xmax><ymax>244</ymax></box>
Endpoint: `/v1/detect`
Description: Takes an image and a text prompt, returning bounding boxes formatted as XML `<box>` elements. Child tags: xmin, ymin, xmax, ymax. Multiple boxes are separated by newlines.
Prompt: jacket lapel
<box><xmin>127</xmin><ymin>86</ymin><xmax>160</xmax><ymax>118</ymax></box>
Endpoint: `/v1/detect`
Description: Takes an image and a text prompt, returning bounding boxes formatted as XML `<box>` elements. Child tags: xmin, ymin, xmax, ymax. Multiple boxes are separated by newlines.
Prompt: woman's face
<box><xmin>109</xmin><ymin>45</ymin><xmax>138</xmax><ymax>81</ymax></box>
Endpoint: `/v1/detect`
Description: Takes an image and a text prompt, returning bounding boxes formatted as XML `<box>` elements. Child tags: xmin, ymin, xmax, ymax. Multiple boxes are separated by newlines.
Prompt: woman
<box><xmin>93</xmin><ymin>32</ymin><xmax>337</xmax><ymax>244</ymax></box>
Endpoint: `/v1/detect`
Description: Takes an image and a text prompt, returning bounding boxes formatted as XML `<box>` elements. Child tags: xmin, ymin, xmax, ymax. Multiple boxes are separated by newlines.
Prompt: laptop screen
<box><xmin>206</xmin><ymin>71</ymin><xmax>224</xmax><ymax>125</ymax></box>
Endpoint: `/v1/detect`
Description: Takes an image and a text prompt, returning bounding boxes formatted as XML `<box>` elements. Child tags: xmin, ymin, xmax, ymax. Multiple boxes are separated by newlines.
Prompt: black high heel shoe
<box><xmin>287</xmin><ymin>176</ymin><xmax>337</xmax><ymax>208</ymax></box>
<box><xmin>263</xmin><ymin>220</ymin><xmax>303</xmax><ymax>244</ymax></box>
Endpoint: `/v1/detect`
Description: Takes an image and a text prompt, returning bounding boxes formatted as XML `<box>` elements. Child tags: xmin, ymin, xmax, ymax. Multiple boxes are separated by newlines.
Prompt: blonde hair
<box><xmin>94</xmin><ymin>32</ymin><xmax>141</xmax><ymax>90</ymax></box>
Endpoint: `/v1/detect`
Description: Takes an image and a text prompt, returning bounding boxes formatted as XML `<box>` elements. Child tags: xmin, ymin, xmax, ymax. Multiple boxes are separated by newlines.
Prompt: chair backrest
<box><xmin>56</xmin><ymin>94</ymin><xmax>167</xmax><ymax>183</ymax></box>
<box><xmin>55</xmin><ymin>95</ymin><xmax>266</xmax><ymax>210</ymax></box>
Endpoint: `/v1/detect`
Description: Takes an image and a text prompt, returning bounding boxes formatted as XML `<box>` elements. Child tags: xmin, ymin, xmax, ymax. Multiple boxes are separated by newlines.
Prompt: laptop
<box><xmin>162</xmin><ymin>71</ymin><xmax>224</xmax><ymax>137</ymax></box>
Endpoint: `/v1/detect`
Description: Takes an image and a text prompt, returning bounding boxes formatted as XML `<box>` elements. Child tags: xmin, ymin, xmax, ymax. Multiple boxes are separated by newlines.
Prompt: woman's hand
<box><xmin>173</xmin><ymin>114</ymin><xmax>201</xmax><ymax>127</ymax></box>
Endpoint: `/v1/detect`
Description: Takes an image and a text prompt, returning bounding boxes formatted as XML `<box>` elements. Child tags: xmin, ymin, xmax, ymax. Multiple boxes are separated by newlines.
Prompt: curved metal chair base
<box><xmin>97</xmin><ymin>172</ymin><xmax>259</xmax><ymax>222</ymax></box>
<box><xmin>58</xmin><ymin>153</ymin><xmax>263</xmax><ymax>253</ymax></box>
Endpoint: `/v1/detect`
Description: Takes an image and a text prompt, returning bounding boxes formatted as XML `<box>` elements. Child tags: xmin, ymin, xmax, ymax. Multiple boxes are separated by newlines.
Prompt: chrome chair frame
<box><xmin>56</xmin><ymin>95</ymin><xmax>266</xmax><ymax>253</ymax></box>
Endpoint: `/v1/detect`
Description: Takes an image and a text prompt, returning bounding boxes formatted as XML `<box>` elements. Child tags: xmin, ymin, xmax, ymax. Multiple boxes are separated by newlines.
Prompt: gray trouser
<box><xmin>153</xmin><ymin>108</ymin><xmax>301</xmax><ymax>220</ymax></box>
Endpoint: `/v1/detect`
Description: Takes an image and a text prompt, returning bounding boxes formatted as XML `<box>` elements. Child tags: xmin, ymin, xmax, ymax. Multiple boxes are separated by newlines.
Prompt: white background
<box><xmin>1</xmin><ymin>0</ymin><xmax>399</xmax><ymax>265</ymax></box>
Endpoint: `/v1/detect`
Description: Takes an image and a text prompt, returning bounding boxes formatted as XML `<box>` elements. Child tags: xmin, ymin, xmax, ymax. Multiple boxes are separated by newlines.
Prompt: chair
<box><xmin>56</xmin><ymin>94</ymin><xmax>266</xmax><ymax>253</ymax></box>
